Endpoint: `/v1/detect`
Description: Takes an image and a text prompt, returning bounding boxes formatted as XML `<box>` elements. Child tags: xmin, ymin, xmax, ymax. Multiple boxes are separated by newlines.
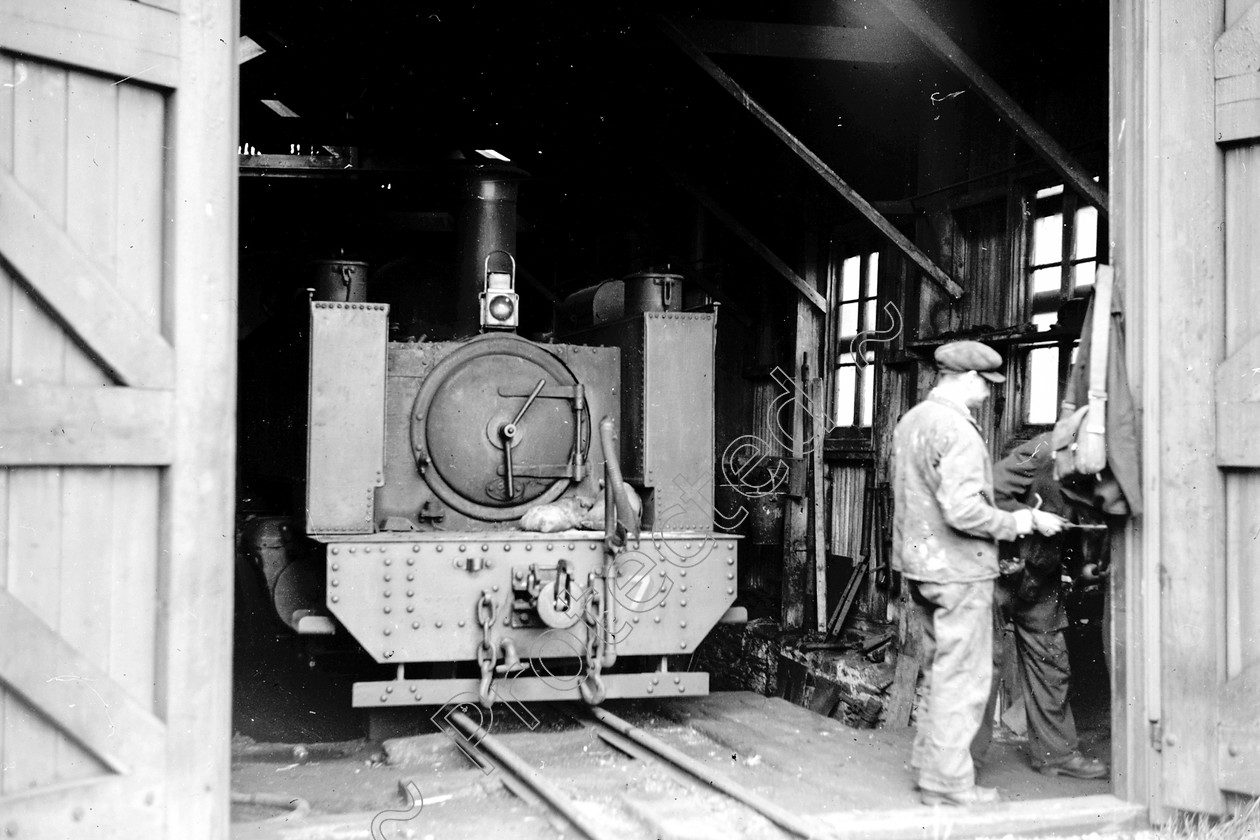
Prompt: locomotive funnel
<box><xmin>455</xmin><ymin>165</ymin><xmax>528</xmax><ymax>335</ymax></box>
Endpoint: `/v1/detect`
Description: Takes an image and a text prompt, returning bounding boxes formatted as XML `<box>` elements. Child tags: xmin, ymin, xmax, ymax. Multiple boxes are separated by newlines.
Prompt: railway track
<box><xmin>446</xmin><ymin>703</ymin><xmax>831</xmax><ymax>840</ymax></box>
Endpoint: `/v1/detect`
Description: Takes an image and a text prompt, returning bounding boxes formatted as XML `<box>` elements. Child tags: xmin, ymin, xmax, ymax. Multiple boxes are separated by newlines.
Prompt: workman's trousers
<box><xmin>972</xmin><ymin>612</ymin><xmax>1079</xmax><ymax>769</ymax></box>
<box><xmin>909</xmin><ymin>578</ymin><xmax>995</xmax><ymax>794</ymax></box>
<box><xmin>1015</xmin><ymin>621</ymin><xmax>1079</xmax><ymax>767</ymax></box>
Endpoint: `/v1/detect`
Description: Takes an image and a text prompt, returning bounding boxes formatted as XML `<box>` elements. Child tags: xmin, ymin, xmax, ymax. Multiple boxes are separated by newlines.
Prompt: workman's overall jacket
<box><xmin>892</xmin><ymin>392</ymin><xmax>1021</xmax><ymax>583</ymax></box>
<box><xmin>893</xmin><ymin>388</ymin><xmax>1023</xmax><ymax>795</ymax></box>
<box><xmin>993</xmin><ymin>433</ymin><xmax>1070</xmax><ymax>631</ymax></box>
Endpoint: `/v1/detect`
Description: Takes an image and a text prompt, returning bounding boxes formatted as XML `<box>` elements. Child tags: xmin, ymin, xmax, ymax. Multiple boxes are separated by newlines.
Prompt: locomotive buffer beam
<box><xmin>352</xmin><ymin>671</ymin><xmax>710</xmax><ymax>708</ymax></box>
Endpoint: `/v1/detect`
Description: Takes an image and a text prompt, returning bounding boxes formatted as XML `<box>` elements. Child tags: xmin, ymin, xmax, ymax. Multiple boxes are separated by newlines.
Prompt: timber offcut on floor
<box><xmin>229</xmin><ymin>691</ymin><xmax>1141</xmax><ymax>840</ymax></box>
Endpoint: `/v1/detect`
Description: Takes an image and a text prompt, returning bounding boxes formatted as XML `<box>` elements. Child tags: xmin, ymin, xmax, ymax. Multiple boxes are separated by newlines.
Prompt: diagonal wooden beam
<box><xmin>872</xmin><ymin>0</ymin><xmax>1108</xmax><ymax>215</ymax></box>
<box><xmin>0</xmin><ymin>166</ymin><xmax>174</xmax><ymax>389</ymax></box>
<box><xmin>0</xmin><ymin>589</ymin><xmax>167</xmax><ymax>776</ymax></box>
<box><xmin>654</xmin><ymin>15</ymin><xmax>964</xmax><ymax>301</ymax></box>
<box><xmin>679</xmin><ymin>19</ymin><xmax>918</xmax><ymax>64</ymax></box>
<box><xmin>660</xmin><ymin>164</ymin><xmax>827</xmax><ymax>312</ymax></box>
<box><xmin>0</xmin><ymin>384</ymin><xmax>174</xmax><ymax>466</ymax></box>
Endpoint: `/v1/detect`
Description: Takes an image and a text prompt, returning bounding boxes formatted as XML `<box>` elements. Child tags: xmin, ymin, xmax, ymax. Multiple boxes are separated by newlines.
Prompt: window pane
<box><xmin>840</xmin><ymin>302</ymin><xmax>859</xmax><ymax>338</ymax></box>
<box><xmin>1073</xmin><ymin>261</ymin><xmax>1096</xmax><ymax>292</ymax></box>
<box><xmin>1032</xmin><ymin>214</ymin><xmax>1064</xmax><ymax>266</ymax></box>
<box><xmin>1032</xmin><ymin>266</ymin><xmax>1061</xmax><ymax>295</ymax></box>
<box><xmin>866</xmin><ymin>252</ymin><xmax>880</xmax><ymax>296</ymax></box>
<box><xmin>835</xmin><ymin>366</ymin><xmax>856</xmax><ymax>427</ymax></box>
<box><xmin>864</xmin><ymin>299</ymin><xmax>876</xmax><ymax>332</ymax></box>
<box><xmin>1027</xmin><ymin>347</ymin><xmax>1059</xmax><ymax>424</ymax></box>
<box><xmin>1033</xmin><ymin>312</ymin><xmax>1057</xmax><ymax>331</ymax></box>
<box><xmin>1074</xmin><ymin>206</ymin><xmax>1098</xmax><ymax>261</ymax></box>
<box><xmin>842</xmin><ymin>256</ymin><xmax>861</xmax><ymax>301</ymax></box>
<box><xmin>1036</xmin><ymin>184</ymin><xmax>1065</xmax><ymax>200</ymax></box>
<box><xmin>860</xmin><ymin>365</ymin><xmax>875</xmax><ymax>427</ymax></box>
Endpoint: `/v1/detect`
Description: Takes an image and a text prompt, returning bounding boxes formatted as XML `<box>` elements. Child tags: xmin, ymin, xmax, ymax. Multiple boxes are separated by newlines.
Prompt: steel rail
<box><xmin>446</xmin><ymin>710</ymin><xmax>613</xmax><ymax>840</ymax></box>
<box><xmin>581</xmin><ymin>705</ymin><xmax>825</xmax><ymax>839</ymax></box>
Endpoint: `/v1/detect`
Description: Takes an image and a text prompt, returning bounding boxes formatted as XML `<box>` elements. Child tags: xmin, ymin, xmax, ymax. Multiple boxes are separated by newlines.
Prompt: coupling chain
<box><xmin>579</xmin><ymin>578</ymin><xmax>606</xmax><ymax>705</ymax></box>
<box><xmin>477</xmin><ymin>590</ymin><xmax>498</xmax><ymax>707</ymax></box>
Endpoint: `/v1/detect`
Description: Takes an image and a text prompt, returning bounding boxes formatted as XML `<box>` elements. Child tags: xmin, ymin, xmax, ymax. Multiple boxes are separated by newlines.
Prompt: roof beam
<box><xmin>678</xmin><ymin>19</ymin><xmax>917</xmax><ymax>64</ymax></box>
<box><xmin>655</xmin><ymin>15</ymin><xmax>965</xmax><ymax>301</ymax></box>
<box><xmin>239</xmin><ymin>35</ymin><xmax>266</xmax><ymax>64</ymax></box>
<box><xmin>659</xmin><ymin>163</ymin><xmax>827</xmax><ymax>312</ymax></box>
<box><xmin>872</xmin><ymin>0</ymin><xmax>1109</xmax><ymax>216</ymax></box>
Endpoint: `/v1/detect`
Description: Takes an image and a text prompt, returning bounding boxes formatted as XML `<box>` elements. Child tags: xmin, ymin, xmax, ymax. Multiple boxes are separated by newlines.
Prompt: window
<box><xmin>833</xmin><ymin>251</ymin><xmax>881</xmax><ymax>429</ymax></box>
<box><xmin>1023</xmin><ymin>183</ymin><xmax>1104</xmax><ymax>425</ymax></box>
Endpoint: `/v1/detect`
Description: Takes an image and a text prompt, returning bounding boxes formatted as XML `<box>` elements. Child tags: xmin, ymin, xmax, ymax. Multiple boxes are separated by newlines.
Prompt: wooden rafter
<box><xmin>0</xmin><ymin>167</ymin><xmax>175</xmax><ymax>389</ymax></box>
<box><xmin>655</xmin><ymin>15</ymin><xmax>965</xmax><ymax>301</ymax></box>
<box><xmin>679</xmin><ymin>19</ymin><xmax>917</xmax><ymax>64</ymax></box>
<box><xmin>873</xmin><ymin>0</ymin><xmax>1109</xmax><ymax>215</ymax></box>
<box><xmin>661</xmin><ymin>164</ymin><xmax>827</xmax><ymax>312</ymax></box>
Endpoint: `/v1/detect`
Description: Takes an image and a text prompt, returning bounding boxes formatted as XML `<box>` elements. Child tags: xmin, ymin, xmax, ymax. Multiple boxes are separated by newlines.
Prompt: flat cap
<box><xmin>935</xmin><ymin>340</ymin><xmax>1006</xmax><ymax>382</ymax></box>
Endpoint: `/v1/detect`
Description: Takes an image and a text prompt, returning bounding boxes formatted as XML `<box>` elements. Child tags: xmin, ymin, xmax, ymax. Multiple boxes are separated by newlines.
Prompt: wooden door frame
<box><xmin>1111</xmin><ymin>0</ymin><xmax>1241</xmax><ymax>818</ymax></box>
<box><xmin>164</xmin><ymin>0</ymin><xmax>240</xmax><ymax>835</ymax></box>
<box><xmin>1109</xmin><ymin>0</ymin><xmax>1161</xmax><ymax>815</ymax></box>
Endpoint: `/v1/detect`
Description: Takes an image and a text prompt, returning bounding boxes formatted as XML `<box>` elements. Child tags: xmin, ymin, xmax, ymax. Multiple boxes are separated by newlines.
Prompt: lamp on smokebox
<box><xmin>480</xmin><ymin>250</ymin><xmax>518</xmax><ymax>330</ymax></box>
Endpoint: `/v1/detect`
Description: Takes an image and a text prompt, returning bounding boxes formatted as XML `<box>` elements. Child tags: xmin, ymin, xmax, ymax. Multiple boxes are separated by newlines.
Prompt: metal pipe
<box><xmin>598</xmin><ymin>417</ymin><xmax>638</xmax><ymax>540</ymax></box>
<box><xmin>447</xmin><ymin>710</ymin><xmax>611</xmax><ymax>840</ymax></box>
<box><xmin>583</xmin><ymin>706</ymin><xmax>823</xmax><ymax>839</ymax></box>
<box><xmin>455</xmin><ymin>166</ymin><xmax>527</xmax><ymax>335</ymax></box>
<box><xmin>601</xmin><ymin>567</ymin><xmax>618</xmax><ymax>670</ymax></box>
<box><xmin>598</xmin><ymin>416</ymin><xmax>638</xmax><ymax>670</ymax></box>
<box><xmin>600</xmin><ymin>453</ymin><xmax>620</xmax><ymax>671</ymax></box>
<box><xmin>603</xmin><ymin>455</ymin><xmax>616</xmax><ymax>540</ymax></box>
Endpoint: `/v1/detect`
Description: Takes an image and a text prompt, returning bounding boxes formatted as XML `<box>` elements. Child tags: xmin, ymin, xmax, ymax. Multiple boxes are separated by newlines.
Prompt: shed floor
<box><xmin>230</xmin><ymin>691</ymin><xmax>1118</xmax><ymax>839</ymax></box>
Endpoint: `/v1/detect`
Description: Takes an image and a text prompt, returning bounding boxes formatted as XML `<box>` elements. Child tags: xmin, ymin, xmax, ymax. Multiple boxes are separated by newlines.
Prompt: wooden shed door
<box><xmin>0</xmin><ymin>2</ymin><xmax>237</xmax><ymax>838</ymax></box>
<box><xmin>1211</xmin><ymin>0</ymin><xmax>1260</xmax><ymax>801</ymax></box>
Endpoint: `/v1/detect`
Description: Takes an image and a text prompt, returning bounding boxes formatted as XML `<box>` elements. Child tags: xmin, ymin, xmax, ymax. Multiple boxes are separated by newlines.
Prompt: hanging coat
<box><xmin>1058</xmin><ymin>281</ymin><xmax>1143</xmax><ymax>517</ymax></box>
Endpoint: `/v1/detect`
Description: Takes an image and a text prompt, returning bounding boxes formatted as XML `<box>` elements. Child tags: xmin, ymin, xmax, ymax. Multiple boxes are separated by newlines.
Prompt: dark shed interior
<box><xmin>232</xmin><ymin>0</ymin><xmax>1112</xmax><ymax>789</ymax></box>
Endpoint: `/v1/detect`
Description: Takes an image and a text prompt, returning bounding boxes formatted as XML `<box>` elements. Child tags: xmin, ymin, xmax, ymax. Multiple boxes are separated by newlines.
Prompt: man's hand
<box><xmin>1030</xmin><ymin>509</ymin><xmax>1068</xmax><ymax>536</ymax></box>
<box><xmin>1012</xmin><ymin>508</ymin><xmax>1035</xmax><ymax>536</ymax></box>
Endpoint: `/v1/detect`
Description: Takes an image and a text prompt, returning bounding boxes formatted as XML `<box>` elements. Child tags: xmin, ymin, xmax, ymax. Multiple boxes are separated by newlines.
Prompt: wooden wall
<box><xmin>820</xmin><ymin>183</ymin><xmax>1050</xmax><ymax>630</ymax></box>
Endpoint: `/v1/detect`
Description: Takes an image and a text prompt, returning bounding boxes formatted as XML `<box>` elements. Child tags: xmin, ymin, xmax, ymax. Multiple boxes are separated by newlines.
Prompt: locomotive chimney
<box><xmin>455</xmin><ymin>165</ymin><xmax>527</xmax><ymax>335</ymax></box>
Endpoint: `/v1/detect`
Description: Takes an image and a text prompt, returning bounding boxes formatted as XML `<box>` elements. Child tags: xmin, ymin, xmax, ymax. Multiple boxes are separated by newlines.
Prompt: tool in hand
<box><xmin>1031</xmin><ymin>493</ymin><xmax>1106</xmax><ymax>529</ymax></box>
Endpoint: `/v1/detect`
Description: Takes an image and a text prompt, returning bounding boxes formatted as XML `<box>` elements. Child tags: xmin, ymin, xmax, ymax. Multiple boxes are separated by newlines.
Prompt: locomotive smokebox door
<box><xmin>410</xmin><ymin>334</ymin><xmax>590</xmax><ymax>521</ymax></box>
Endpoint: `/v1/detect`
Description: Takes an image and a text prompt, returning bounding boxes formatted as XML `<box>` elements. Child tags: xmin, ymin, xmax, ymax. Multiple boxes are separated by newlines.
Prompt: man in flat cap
<box><xmin>892</xmin><ymin>340</ymin><xmax>1067</xmax><ymax>806</ymax></box>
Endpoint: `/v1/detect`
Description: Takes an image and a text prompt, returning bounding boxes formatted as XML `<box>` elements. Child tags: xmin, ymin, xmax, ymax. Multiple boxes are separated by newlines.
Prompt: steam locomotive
<box><xmin>237</xmin><ymin>167</ymin><xmax>739</xmax><ymax>709</ymax></box>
